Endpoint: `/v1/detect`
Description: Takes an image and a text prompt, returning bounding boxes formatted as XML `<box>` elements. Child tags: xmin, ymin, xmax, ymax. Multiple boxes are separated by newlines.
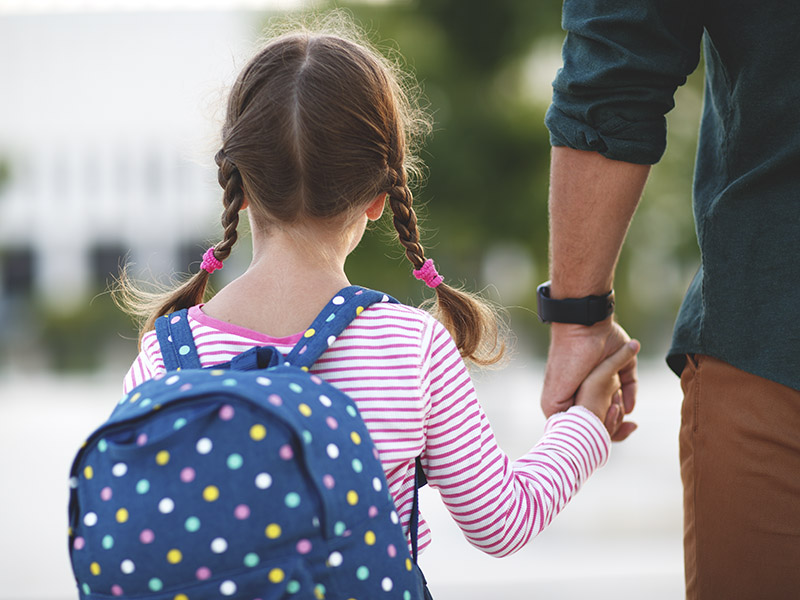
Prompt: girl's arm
<box><xmin>420</xmin><ymin>319</ymin><xmax>615</xmax><ymax>557</ymax></box>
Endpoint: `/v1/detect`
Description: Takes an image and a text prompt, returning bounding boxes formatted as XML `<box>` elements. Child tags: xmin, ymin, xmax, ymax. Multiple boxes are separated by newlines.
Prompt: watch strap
<box><xmin>537</xmin><ymin>282</ymin><xmax>615</xmax><ymax>326</ymax></box>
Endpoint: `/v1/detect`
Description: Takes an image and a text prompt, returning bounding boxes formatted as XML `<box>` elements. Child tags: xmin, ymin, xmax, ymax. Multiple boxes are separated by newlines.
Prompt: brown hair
<box><xmin>117</xmin><ymin>17</ymin><xmax>504</xmax><ymax>365</ymax></box>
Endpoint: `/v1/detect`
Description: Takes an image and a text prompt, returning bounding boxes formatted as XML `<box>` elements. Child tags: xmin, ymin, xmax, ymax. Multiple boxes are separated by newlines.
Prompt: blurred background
<box><xmin>0</xmin><ymin>0</ymin><xmax>703</xmax><ymax>597</ymax></box>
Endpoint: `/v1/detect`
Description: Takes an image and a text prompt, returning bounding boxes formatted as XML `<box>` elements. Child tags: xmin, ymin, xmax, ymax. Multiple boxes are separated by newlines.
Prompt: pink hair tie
<box><xmin>413</xmin><ymin>258</ymin><xmax>444</xmax><ymax>289</ymax></box>
<box><xmin>200</xmin><ymin>247</ymin><xmax>223</xmax><ymax>274</ymax></box>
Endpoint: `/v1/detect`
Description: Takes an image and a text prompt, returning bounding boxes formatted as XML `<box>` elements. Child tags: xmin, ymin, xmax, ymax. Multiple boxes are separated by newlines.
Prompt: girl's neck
<box><xmin>201</xmin><ymin>217</ymin><xmax>362</xmax><ymax>337</ymax></box>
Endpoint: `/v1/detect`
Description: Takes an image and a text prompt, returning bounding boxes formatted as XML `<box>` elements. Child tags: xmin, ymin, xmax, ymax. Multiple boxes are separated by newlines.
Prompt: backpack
<box><xmin>68</xmin><ymin>286</ymin><xmax>430</xmax><ymax>600</ymax></box>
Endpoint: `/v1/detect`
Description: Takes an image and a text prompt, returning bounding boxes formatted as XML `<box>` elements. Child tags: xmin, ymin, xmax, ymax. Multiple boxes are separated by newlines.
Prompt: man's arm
<box><xmin>542</xmin><ymin>146</ymin><xmax>649</xmax><ymax>441</ymax></box>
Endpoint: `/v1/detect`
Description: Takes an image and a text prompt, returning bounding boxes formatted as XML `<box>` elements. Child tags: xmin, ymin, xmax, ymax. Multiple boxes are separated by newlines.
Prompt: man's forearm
<box><xmin>548</xmin><ymin>146</ymin><xmax>650</xmax><ymax>298</ymax></box>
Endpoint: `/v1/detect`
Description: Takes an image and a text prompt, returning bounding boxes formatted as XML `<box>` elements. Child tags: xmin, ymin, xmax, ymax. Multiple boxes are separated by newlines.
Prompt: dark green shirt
<box><xmin>546</xmin><ymin>1</ymin><xmax>800</xmax><ymax>391</ymax></box>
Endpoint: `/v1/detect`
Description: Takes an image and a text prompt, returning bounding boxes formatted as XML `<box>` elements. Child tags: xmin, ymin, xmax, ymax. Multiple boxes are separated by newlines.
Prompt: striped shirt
<box><xmin>124</xmin><ymin>301</ymin><xmax>611</xmax><ymax>557</ymax></box>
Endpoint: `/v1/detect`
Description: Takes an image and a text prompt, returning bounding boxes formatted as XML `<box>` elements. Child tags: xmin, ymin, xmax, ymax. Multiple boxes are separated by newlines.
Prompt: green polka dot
<box><xmin>101</xmin><ymin>534</ymin><xmax>114</xmax><ymax>550</ymax></box>
<box><xmin>140</xmin><ymin>398</ymin><xmax>152</xmax><ymax>408</ymax></box>
<box><xmin>136</xmin><ymin>479</ymin><xmax>150</xmax><ymax>494</ymax></box>
<box><xmin>302</xmin><ymin>430</ymin><xmax>313</xmax><ymax>444</ymax></box>
<box><xmin>222</xmin><ymin>378</ymin><xmax>237</xmax><ymax>387</ymax></box>
<box><xmin>289</xmin><ymin>383</ymin><xmax>303</xmax><ymax>393</ymax></box>
<box><xmin>356</xmin><ymin>566</ymin><xmax>369</xmax><ymax>581</ymax></box>
<box><xmin>346</xmin><ymin>405</ymin><xmax>357</xmax><ymax>418</ymax></box>
<box><xmin>325</xmin><ymin>313</ymin><xmax>336</xmax><ymax>322</ymax></box>
<box><xmin>285</xmin><ymin>492</ymin><xmax>301</xmax><ymax>508</ymax></box>
<box><xmin>97</xmin><ymin>439</ymin><xmax>108</xmax><ymax>452</ymax></box>
<box><xmin>185</xmin><ymin>516</ymin><xmax>201</xmax><ymax>532</ymax></box>
<box><xmin>404</xmin><ymin>592</ymin><xmax>411</xmax><ymax>600</ymax></box>
<box><xmin>314</xmin><ymin>583</ymin><xmax>326</xmax><ymax>598</ymax></box>
<box><xmin>244</xmin><ymin>552</ymin><xmax>260</xmax><ymax>567</ymax></box>
<box><xmin>178</xmin><ymin>345</ymin><xmax>191</xmax><ymax>355</ymax></box>
<box><xmin>286</xmin><ymin>580</ymin><xmax>301</xmax><ymax>594</ymax></box>
<box><xmin>334</xmin><ymin>521</ymin><xmax>346</xmax><ymax>536</ymax></box>
<box><xmin>227</xmin><ymin>453</ymin><xmax>244</xmax><ymax>470</ymax></box>
<box><xmin>148</xmin><ymin>578</ymin><xmax>163</xmax><ymax>592</ymax></box>
<box><xmin>351</xmin><ymin>458</ymin><xmax>363</xmax><ymax>473</ymax></box>
<box><xmin>173</xmin><ymin>417</ymin><xmax>187</xmax><ymax>430</ymax></box>
<box><xmin>82</xmin><ymin>583</ymin><xmax>90</xmax><ymax>595</ymax></box>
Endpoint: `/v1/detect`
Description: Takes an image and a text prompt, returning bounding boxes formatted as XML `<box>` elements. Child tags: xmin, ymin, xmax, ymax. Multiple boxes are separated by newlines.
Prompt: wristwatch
<box><xmin>536</xmin><ymin>281</ymin><xmax>615</xmax><ymax>326</ymax></box>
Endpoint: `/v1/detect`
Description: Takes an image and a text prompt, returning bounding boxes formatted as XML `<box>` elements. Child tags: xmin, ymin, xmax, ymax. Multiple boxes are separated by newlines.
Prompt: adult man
<box><xmin>540</xmin><ymin>2</ymin><xmax>800</xmax><ymax>597</ymax></box>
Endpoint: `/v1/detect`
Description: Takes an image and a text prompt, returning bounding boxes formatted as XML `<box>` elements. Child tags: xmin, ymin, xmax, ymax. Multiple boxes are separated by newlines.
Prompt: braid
<box><xmin>213</xmin><ymin>149</ymin><xmax>245</xmax><ymax>262</ymax></box>
<box><xmin>387</xmin><ymin>166</ymin><xmax>426</xmax><ymax>270</ymax></box>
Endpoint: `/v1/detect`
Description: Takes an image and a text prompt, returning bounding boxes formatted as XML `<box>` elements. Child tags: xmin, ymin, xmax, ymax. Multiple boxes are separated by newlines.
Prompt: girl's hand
<box><xmin>574</xmin><ymin>340</ymin><xmax>640</xmax><ymax>439</ymax></box>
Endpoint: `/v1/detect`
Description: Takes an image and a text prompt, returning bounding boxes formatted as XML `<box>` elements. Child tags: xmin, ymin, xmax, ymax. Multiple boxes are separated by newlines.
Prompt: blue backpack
<box><xmin>68</xmin><ymin>286</ymin><xmax>429</xmax><ymax>600</ymax></box>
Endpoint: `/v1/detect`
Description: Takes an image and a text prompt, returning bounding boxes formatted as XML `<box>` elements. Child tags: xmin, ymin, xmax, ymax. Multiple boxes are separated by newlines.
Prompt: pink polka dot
<box><xmin>234</xmin><ymin>504</ymin><xmax>250</xmax><ymax>520</ymax></box>
<box><xmin>73</xmin><ymin>536</ymin><xmax>85</xmax><ymax>550</ymax></box>
<box><xmin>196</xmin><ymin>566</ymin><xmax>212</xmax><ymax>581</ymax></box>
<box><xmin>111</xmin><ymin>585</ymin><xmax>123</xmax><ymax>596</ymax></box>
<box><xmin>180</xmin><ymin>383</ymin><xmax>193</xmax><ymax>392</ymax></box>
<box><xmin>326</xmin><ymin>416</ymin><xmax>338</xmax><ymax>430</ymax></box>
<box><xmin>171</xmin><ymin>315</ymin><xmax>181</xmax><ymax>324</ymax></box>
<box><xmin>387</xmin><ymin>544</ymin><xmax>397</xmax><ymax>558</ymax></box>
<box><xmin>139</xmin><ymin>529</ymin><xmax>155</xmax><ymax>544</ymax></box>
<box><xmin>219</xmin><ymin>405</ymin><xmax>235</xmax><ymax>420</ymax></box>
<box><xmin>268</xmin><ymin>394</ymin><xmax>282</xmax><ymax>406</ymax></box>
<box><xmin>136</xmin><ymin>433</ymin><xmax>148</xmax><ymax>446</ymax></box>
<box><xmin>279</xmin><ymin>445</ymin><xmax>293</xmax><ymax>460</ymax></box>
<box><xmin>100</xmin><ymin>487</ymin><xmax>113</xmax><ymax>501</ymax></box>
<box><xmin>368</xmin><ymin>505</ymin><xmax>378</xmax><ymax>518</ymax></box>
<box><xmin>180</xmin><ymin>467</ymin><xmax>196</xmax><ymax>483</ymax></box>
<box><xmin>296</xmin><ymin>539</ymin><xmax>312</xmax><ymax>554</ymax></box>
<box><xmin>154</xmin><ymin>373</ymin><xmax>165</xmax><ymax>381</ymax></box>
<box><xmin>372</xmin><ymin>448</ymin><xmax>380</xmax><ymax>460</ymax></box>
<box><xmin>310</xmin><ymin>375</ymin><xmax>322</xmax><ymax>385</ymax></box>
<box><xmin>323</xmin><ymin>474</ymin><xmax>335</xmax><ymax>489</ymax></box>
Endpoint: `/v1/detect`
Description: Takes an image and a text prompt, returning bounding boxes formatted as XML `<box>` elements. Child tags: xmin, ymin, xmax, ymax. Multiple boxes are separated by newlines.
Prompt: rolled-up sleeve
<box><xmin>545</xmin><ymin>0</ymin><xmax>704</xmax><ymax>164</ymax></box>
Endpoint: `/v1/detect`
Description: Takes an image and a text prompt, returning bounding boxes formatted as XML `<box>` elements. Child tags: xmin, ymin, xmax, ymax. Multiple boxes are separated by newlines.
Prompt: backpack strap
<box><xmin>285</xmin><ymin>286</ymin><xmax>397</xmax><ymax>370</ymax></box>
<box><xmin>154</xmin><ymin>308</ymin><xmax>202</xmax><ymax>371</ymax></box>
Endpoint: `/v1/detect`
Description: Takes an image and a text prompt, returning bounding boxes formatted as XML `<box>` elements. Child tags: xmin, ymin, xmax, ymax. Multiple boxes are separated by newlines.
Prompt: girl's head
<box><xmin>121</xmin><ymin>16</ymin><xmax>504</xmax><ymax>365</ymax></box>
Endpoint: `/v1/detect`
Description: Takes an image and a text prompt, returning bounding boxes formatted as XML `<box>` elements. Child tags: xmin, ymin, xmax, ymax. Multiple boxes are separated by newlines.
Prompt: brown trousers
<box><xmin>680</xmin><ymin>354</ymin><xmax>800</xmax><ymax>599</ymax></box>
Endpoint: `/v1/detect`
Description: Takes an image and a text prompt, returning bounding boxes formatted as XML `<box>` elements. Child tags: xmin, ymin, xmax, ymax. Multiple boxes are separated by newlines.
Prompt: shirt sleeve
<box><xmin>545</xmin><ymin>0</ymin><xmax>705</xmax><ymax>164</ymax></box>
<box><xmin>420</xmin><ymin>319</ymin><xmax>611</xmax><ymax>557</ymax></box>
<box><xmin>122</xmin><ymin>330</ymin><xmax>166</xmax><ymax>394</ymax></box>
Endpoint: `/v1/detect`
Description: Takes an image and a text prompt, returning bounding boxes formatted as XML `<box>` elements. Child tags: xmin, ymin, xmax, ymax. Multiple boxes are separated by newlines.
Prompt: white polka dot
<box><xmin>158</xmin><ymin>497</ymin><xmax>175</xmax><ymax>514</ymax></box>
<box><xmin>372</xmin><ymin>477</ymin><xmax>382</xmax><ymax>492</ymax></box>
<box><xmin>382</xmin><ymin>577</ymin><xmax>393</xmax><ymax>591</ymax></box>
<box><xmin>328</xmin><ymin>551</ymin><xmax>343</xmax><ymax>567</ymax></box>
<box><xmin>319</xmin><ymin>395</ymin><xmax>332</xmax><ymax>407</ymax></box>
<box><xmin>390</xmin><ymin>511</ymin><xmax>399</xmax><ymax>525</ymax></box>
<box><xmin>220</xmin><ymin>580</ymin><xmax>237</xmax><ymax>596</ymax></box>
<box><xmin>327</xmin><ymin>335</ymin><xmax>336</xmax><ymax>346</ymax></box>
<box><xmin>326</xmin><ymin>444</ymin><xmax>340</xmax><ymax>459</ymax></box>
<box><xmin>196</xmin><ymin>437</ymin><xmax>213</xmax><ymax>454</ymax></box>
<box><xmin>112</xmin><ymin>463</ymin><xmax>128</xmax><ymax>477</ymax></box>
<box><xmin>120</xmin><ymin>559</ymin><xmax>135</xmax><ymax>574</ymax></box>
<box><xmin>256</xmin><ymin>377</ymin><xmax>272</xmax><ymax>386</ymax></box>
<box><xmin>211</xmin><ymin>537</ymin><xmax>228</xmax><ymax>554</ymax></box>
<box><xmin>165</xmin><ymin>375</ymin><xmax>180</xmax><ymax>385</ymax></box>
<box><xmin>332</xmin><ymin>296</ymin><xmax>345</xmax><ymax>305</ymax></box>
<box><xmin>68</xmin><ymin>477</ymin><xmax>78</xmax><ymax>489</ymax></box>
<box><xmin>83</xmin><ymin>512</ymin><xmax>98</xmax><ymax>527</ymax></box>
<box><xmin>255</xmin><ymin>472</ymin><xmax>272</xmax><ymax>489</ymax></box>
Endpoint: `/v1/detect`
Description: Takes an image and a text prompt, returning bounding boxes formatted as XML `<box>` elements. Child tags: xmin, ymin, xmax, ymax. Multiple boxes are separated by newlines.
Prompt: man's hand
<box><xmin>541</xmin><ymin>318</ymin><xmax>639</xmax><ymax>441</ymax></box>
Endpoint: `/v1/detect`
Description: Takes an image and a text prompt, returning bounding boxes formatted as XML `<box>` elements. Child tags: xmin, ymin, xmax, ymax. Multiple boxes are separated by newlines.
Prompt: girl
<box><xmin>120</xmin><ymin>17</ymin><xmax>637</xmax><ymax>578</ymax></box>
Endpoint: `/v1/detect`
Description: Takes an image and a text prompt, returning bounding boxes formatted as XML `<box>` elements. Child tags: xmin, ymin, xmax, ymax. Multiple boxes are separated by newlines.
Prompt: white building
<box><xmin>0</xmin><ymin>8</ymin><xmax>263</xmax><ymax>308</ymax></box>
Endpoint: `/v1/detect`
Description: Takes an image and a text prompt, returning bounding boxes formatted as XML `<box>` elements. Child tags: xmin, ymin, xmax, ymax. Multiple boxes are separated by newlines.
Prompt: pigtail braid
<box><xmin>387</xmin><ymin>166</ymin><xmax>506</xmax><ymax>366</ymax></box>
<box><xmin>213</xmin><ymin>149</ymin><xmax>245</xmax><ymax>262</ymax></box>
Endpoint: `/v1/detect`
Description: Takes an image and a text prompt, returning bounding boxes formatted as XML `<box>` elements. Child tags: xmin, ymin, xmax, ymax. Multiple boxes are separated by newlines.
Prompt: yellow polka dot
<box><xmin>350</xmin><ymin>432</ymin><xmax>361</xmax><ymax>445</ymax></box>
<box><xmin>405</xmin><ymin>558</ymin><xmax>413</xmax><ymax>571</ymax></box>
<box><xmin>202</xmin><ymin>485</ymin><xmax>219</xmax><ymax>502</ymax></box>
<box><xmin>268</xmin><ymin>568</ymin><xmax>285</xmax><ymax>583</ymax></box>
<box><xmin>210</xmin><ymin>369</ymin><xmax>225</xmax><ymax>376</ymax></box>
<box><xmin>314</xmin><ymin>587</ymin><xmax>325</xmax><ymax>599</ymax></box>
<box><xmin>153</xmin><ymin>404</ymin><xmax>162</xmax><ymax>411</ymax></box>
<box><xmin>129</xmin><ymin>392</ymin><xmax>141</xmax><ymax>403</ymax></box>
<box><xmin>174</xmin><ymin>595</ymin><xmax>189</xmax><ymax>600</ymax></box>
<box><xmin>83</xmin><ymin>465</ymin><xmax>94</xmax><ymax>480</ymax></box>
<box><xmin>167</xmin><ymin>548</ymin><xmax>182</xmax><ymax>564</ymax></box>
<box><xmin>356</xmin><ymin>306</ymin><xmax>364</xmax><ymax>315</ymax></box>
<box><xmin>346</xmin><ymin>490</ymin><xmax>358</xmax><ymax>505</ymax></box>
<box><xmin>304</xmin><ymin>328</ymin><xmax>316</xmax><ymax>338</ymax></box>
<box><xmin>364</xmin><ymin>530</ymin><xmax>376</xmax><ymax>545</ymax></box>
<box><xmin>298</xmin><ymin>403</ymin><xmax>312</xmax><ymax>417</ymax></box>
<box><xmin>250</xmin><ymin>424</ymin><xmax>267</xmax><ymax>441</ymax></box>
<box><xmin>155</xmin><ymin>450</ymin><xmax>170</xmax><ymax>466</ymax></box>
<box><xmin>116</xmin><ymin>508</ymin><xmax>129</xmax><ymax>523</ymax></box>
<box><xmin>90</xmin><ymin>562</ymin><xmax>101</xmax><ymax>576</ymax></box>
<box><xmin>301</xmin><ymin>366</ymin><xmax>309</xmax><ymax>372</ymax></box>
<box><xmin>265</xmin><ymin>523</ymin><xmax>282</xmax><ymax>539</ymax></box>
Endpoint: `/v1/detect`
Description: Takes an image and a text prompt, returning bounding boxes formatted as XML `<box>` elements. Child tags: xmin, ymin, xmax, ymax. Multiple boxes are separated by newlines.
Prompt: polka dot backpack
<box><xmin>68</xmin><ymin>286</ymin><xmax>431</xmax><ymax>600</ymax></box>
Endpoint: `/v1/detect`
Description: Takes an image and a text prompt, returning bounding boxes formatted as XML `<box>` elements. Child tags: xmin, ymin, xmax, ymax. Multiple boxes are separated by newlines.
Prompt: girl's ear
<box><xmin>241</xmin><ymin>194</ymin><xmax>249</xmax><ymax>211</ymax></box>
<box><xmin>365</xmin><ymin>193</ymin><xmax>386</xmax><ymax>221</ymax></box>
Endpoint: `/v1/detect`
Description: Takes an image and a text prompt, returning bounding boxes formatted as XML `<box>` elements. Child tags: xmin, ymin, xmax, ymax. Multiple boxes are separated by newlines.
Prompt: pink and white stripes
<box><xmin>123</xmin><ymin>302</ymin><xmax>610</xmax><ymax>557</ymax></box>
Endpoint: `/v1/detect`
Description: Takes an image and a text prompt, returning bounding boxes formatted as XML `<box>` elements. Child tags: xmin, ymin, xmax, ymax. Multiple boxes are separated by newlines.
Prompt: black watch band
<box><xmin>536</xmin><ymin>281</ymin><xmax>615</xmax><ymax>326</ymax></box>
